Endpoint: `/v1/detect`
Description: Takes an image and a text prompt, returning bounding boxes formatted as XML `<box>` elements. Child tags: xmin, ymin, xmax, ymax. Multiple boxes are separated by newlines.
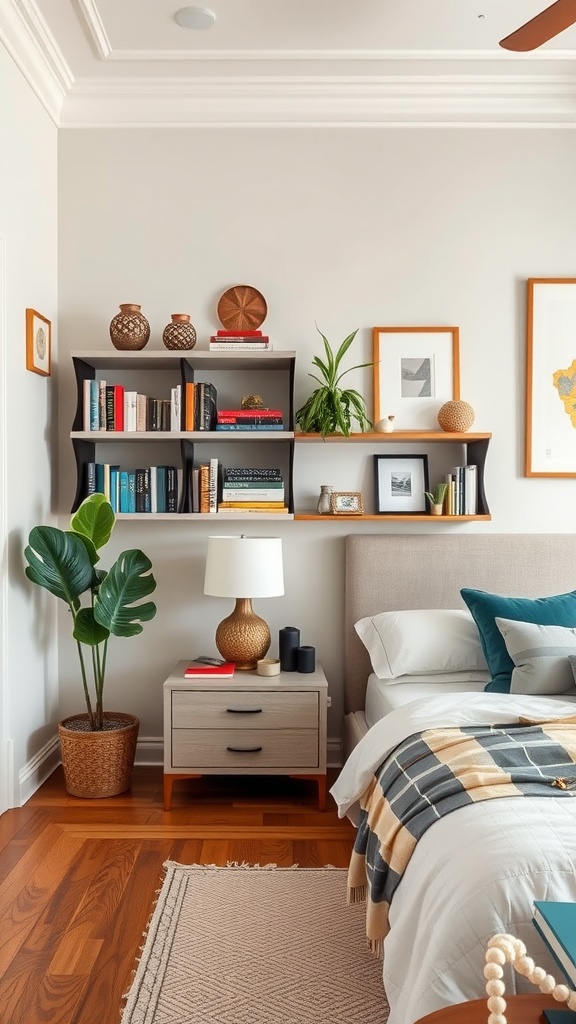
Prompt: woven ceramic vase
<box><xmin>162</xmin><ymin>313</ymin><xmax>197</xmax><ymax>350</ymax></box>
<box><xmin>437</xmin><ymin>400</ymin><xmax>475</xmax><ymax>432</ymax></box>
<box><xmin>109</xmin><ymin>303</ymin><xmax>150</xmax><ymax>351</ymax></box>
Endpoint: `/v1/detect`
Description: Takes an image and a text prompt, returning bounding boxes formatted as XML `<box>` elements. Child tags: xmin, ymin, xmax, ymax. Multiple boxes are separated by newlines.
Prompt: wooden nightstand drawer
<box><xmin>172</xmin><ymin>728</ymin><xmax>319</xmax><ymax>768</ymax></box>
<box><xmin>171</xmin><ymin>689</ymin><xmax>318</xmax><ymax>730</ymax></box>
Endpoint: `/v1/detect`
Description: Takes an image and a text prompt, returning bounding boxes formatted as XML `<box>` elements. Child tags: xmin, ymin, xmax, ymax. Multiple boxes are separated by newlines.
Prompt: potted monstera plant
<box><xmin>24</xmin><ymin>493</ymin><xmax>157</xmax><ymax>798</ymax></box>
<box><xmin>295</xmin><ymin>326</ymin><xmax>372</xmax><ymax>437</ymax></box>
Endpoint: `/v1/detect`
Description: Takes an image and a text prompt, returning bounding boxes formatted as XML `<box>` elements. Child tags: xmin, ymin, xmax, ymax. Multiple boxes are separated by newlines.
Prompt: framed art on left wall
<box><xmin>26</xmin><ymin>308</ymin><xmax>51</xmax><ymax>376</ymax></box>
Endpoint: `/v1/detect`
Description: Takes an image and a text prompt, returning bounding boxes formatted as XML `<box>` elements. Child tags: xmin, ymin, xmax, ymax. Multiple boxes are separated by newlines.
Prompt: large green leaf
<box><xmin>73</xmin><ymin>607</ymin><xmax>110</xmax><ymax>646</ymax></box>
<box><xmin>70</xmin><ymin>494</ymin><xmax>115</xmax><ymax>555</ymax></box>
<box><xmin>94</xmin><ymin>549</ymin><xmax>157</xmax><ymax>637</ymax></box>
<box><xmin>25</xmin><ymin>527</ymin><xmax>94</xmax><ymax>605</ymax></box>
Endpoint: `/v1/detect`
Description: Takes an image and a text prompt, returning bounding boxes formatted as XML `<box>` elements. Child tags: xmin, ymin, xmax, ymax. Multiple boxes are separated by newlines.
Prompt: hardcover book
<box><xmin>542</xmin><ymin>1011</ymin><xmax>576</xmax><ymax>1024</ymax></box>
<box><xmin>533</xmin><ymin>901</ymin><xmax>576</xmax><ymax>988</ymax></box>
<box><xmin>184</xmin><ymin>659</ymin><xmax>236</xmax><ymax>678</ymax></box>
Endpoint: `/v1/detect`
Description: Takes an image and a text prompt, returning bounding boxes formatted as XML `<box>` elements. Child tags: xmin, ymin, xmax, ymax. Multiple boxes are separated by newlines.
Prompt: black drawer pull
<box><xmin>226</xmin><ymin>745</ymin><xmax>263</xmax><ymax>753</ymax></box>
<box><xmin>226</xmin><ymin>707</ymin><xmax>263</xmax><ymax>714</ymax></box>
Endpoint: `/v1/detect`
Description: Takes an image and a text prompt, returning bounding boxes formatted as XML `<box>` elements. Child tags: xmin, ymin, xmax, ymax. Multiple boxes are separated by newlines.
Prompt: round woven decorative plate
<box><xmin>217</xmin><ymin>285</ymin><xmax>267</xmax><ymax>331</ymax></box>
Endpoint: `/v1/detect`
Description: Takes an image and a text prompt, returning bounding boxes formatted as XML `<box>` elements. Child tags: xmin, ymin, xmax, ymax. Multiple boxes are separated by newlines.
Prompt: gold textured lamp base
<box><xmin>215</xmin><ymin>598</ymin><xmax>271</xmax><ymax>670</ymax></box>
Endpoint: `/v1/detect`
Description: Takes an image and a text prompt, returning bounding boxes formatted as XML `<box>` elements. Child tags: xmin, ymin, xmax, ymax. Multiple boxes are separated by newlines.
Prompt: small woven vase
<box><xmin>109</xmin><ymin>303</ymin><xmax>150</xmax><ymax>351</ymax></box>
<box><xmin>162</xmin><ymin>313</ymin><xmax>197</xmax><ymax>351</ymax></box>
<box><xmin>437</xmin><ymin>399</ymin><xmax>475</xmax><ymax>433</ymax></box>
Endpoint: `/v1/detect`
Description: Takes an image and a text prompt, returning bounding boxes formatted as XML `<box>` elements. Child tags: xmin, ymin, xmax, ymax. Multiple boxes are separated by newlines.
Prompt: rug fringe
<box><xmin>347</xmin><ymin>884</ymin><xmax>367</xmax><ymax>905</ymax></box>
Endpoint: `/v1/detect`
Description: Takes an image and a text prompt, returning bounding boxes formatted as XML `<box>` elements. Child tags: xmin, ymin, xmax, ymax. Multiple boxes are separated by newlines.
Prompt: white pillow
<box><xmin>495</xmin><ymin>617</ymin><xmax>576</xmax><ymax>695</ymax></box>
<box><xmin>354</xmin><ymin>608</ymin><xmax>489</xmax><ymax>681</ymax></box>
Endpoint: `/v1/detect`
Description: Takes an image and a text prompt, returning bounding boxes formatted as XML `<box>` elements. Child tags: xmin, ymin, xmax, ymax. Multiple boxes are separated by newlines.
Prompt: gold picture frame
<box><xmin>26</xmin><ymin>308</ymin><xmax>51</xmax><ymax>376</ymax></box>
<box><xmin>330</xmin><ymin>491</ymin><xmax>364</xmax><ymax>515</ymax></box>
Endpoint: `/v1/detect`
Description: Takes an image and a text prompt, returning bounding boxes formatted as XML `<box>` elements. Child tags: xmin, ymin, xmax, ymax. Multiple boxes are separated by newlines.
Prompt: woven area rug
<box><xmin>121</xmin><ymin>863</ymin><xmax>388</xmax><ymax>1024</ymax></box>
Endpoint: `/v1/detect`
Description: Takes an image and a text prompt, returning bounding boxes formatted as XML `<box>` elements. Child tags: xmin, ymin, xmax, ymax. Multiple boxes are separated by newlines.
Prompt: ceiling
<box><xmin>2</xmin><ymin>0</ymin><xmax>576</xmax><ymax>126</ymax></box>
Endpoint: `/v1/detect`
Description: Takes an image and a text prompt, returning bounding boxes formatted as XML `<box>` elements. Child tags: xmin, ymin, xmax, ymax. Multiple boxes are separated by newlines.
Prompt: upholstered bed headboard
<box><xmin>344</xmin><ymin>534</ymin><xmax>576</xmax><ymax>715</ymax></box>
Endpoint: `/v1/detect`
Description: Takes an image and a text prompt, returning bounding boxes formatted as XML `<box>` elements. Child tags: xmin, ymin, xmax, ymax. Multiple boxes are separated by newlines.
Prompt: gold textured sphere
<box><xmin>437</xmin><ymin>400</ymin><xmax>475</xmax><ymax>433</ymax></box>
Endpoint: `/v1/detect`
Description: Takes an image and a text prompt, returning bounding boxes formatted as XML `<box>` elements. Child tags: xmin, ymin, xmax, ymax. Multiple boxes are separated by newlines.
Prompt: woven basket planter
<box><xmin>58</xmin><ymin>712</ymin><xmax>139</xmax><ymax>798</ymax></box>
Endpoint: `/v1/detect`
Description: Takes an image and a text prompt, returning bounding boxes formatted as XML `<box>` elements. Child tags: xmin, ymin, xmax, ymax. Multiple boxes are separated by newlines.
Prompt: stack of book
<box><xmin>216</xmin><ymin>408</ymin><xmax>284</xmax><ymax>432</ymax></box>
<box><xmin>209</xmin><ymin>330</ymin><xmax>272</xmax><ymax>351</ymax></box>
<box><xmin>533</xmin><ymin>900</ymin><xmax>576</xmax><ymax>1023</ymax></box>
<box><xmin>219</xmin><ymin>467</ymin><xmax>288</xmax><ymax>513</ymax></box>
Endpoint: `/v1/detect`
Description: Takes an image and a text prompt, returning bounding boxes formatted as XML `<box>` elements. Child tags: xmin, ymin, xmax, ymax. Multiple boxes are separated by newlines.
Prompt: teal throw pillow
<box><xmin>460</xmin><ymin>587</ymin><xmax>576</xmax><ymax>693</ymax></box>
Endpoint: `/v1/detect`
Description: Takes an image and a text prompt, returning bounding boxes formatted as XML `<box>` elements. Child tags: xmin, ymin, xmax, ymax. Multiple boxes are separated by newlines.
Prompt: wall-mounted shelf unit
<box><xmin>294</xmin><ymin>430</ymin><xmax>492</xmax><ymax>522</ymax></box>
<box><xmin>71</xmin><ymin>349</ymin><xmax>296</xmax><ymax>519</ymax></box>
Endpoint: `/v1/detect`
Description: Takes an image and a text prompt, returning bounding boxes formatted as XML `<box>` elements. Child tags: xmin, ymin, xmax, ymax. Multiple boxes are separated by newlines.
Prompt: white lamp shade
<box><xmin>204</xmin><ymin>536</ymin><xmax>284</xmax><ymax>598</ymax></box>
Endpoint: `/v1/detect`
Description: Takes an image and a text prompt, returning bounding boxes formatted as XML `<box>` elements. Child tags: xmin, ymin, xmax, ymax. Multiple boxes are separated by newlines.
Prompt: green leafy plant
<box><xmin>425</xmin><ymin>482</ymin><xmax>448</xmax><ymax>507</ymax></box>
<box><xmin>295</xmin><ymin>326</ymin><xmax>372</xmax><ymax>437</ymax></box>
<box><xmin>24</xmin><ymin>493</ymin><xmax>157</xmax><ymax>731</ymax></box>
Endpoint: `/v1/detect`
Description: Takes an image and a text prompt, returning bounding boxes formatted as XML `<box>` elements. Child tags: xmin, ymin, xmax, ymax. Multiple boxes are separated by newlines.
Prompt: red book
<box><xmin>217</xmin><ymin>409</ymin><xmax>282</xmax><ymax>418</ymax></box>
<box><xmin>113</xmin><ymin>385</ymin><xmax>124</xmax><ymax>431</ymax></box>
<box><xmin>184</xmin><ymin>659</ymin><xmax>236</xmax><ymax>678</ymax></box>
<box><xmin>216</xmin><ymin>330</ymin><xmax>262</xmax><ymax>337</ymax></box>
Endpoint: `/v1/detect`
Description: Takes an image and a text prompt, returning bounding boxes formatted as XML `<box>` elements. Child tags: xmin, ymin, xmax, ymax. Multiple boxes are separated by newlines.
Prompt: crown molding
<box><xmin>59</xmin><ymin>74</ymin><xmax>576</xmax><ymax>128</ymax></box>
<box><xmin>0</xmin><ymin>0</ymin><xmax>72</xmax><ymax>124</ymax></box>
<box><xmin>4</xmin><ymin>0</ymin><xmax>576</xmax><ymax>128</ymax></box>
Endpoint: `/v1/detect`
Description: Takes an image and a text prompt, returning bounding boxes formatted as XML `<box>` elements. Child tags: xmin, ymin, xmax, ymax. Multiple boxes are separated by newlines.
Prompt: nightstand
<box><xmin>162</xmin><ymin>660</ymin><xmax>328</xmax><ymax>811</ymax></box>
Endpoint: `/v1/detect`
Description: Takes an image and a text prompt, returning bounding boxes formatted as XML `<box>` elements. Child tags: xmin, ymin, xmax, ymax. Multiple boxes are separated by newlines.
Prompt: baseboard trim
<box><xmin>18</xmin><ymin>734</ymin><xmax>60</xmax><ymax>806</ymax></box>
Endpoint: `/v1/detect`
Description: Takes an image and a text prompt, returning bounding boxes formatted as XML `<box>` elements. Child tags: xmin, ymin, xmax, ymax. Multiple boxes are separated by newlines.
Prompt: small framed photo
<box><xmin>330</xmin><ymin>491</ymin><xmax>364</xmax><ymax>515</ymax></box>
<box><xmin>374</xmin><ymin>454</ymin><xmax>429</xmax><ymax>514</ymax></box>
<box><xmin>373</xmin><ymin>326</ymin><xmax>459</xmax><ymax>429</ymax></box>
<box><xmin>26</xmin><ymin>308</ymin><xmax>51</xmax><ymax>376</ymax></box>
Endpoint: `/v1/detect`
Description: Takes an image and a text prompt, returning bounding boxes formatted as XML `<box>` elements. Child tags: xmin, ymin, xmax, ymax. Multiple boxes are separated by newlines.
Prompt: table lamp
<box><xmin>204</xmin><ymin>535</ymin><xmax>284</xmax><ymax>670</ymax></box>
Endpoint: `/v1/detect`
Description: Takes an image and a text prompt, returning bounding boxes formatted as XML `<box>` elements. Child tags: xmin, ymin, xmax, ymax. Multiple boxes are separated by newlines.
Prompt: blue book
<box><xmin>109</xmin><ymin>465</ymin><xmax>120</xmax><ymax>512</ymax></box>
<box><xmin>119</xmin><ymin>470</ymin><xmax>130</xmax><ymax>513</ymax></box>
<box><xmin>95</xmin><ymin>463</ymin><xmax>105</xmax><ymax>495</ymax></box>
<box><xmin>127</xmin><ymin>472</ymin><xmax>136</xmax><ymax>513</ymax></box>
<box><xmin>533</xmin><ymin>901</ymin><xmax>576</xmax><ymax>988</ymax></box>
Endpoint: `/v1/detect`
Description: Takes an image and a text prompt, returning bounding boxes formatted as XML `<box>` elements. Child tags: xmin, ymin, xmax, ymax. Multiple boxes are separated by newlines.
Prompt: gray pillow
<box><xmin>495</xmin><ymin>617</ymin><xmax>576</xmax><ymax>695</ymax></box>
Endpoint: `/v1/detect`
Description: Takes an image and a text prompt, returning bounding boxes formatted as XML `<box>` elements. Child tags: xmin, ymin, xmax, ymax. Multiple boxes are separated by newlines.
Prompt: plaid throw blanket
<box><xmin>348</xmin><ymin>719</ymin><xmax>576</xmax><ymax>955</ymax></box>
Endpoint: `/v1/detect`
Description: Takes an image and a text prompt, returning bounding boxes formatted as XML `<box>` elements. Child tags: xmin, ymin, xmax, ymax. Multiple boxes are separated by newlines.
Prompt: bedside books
<box><xmin>184</xmin><ymin>659</ymin><xmax>236</xmax><ymax>678</ymax></box>
<box><xmin>533</xmin><ymin>901</ymin><xmax>576</xmax><ymax>988</ymax></box>
<box><xmin>542</xmin><ymin>1011</ymin><xmax>576</xmax><ymax>1024</ymax></box>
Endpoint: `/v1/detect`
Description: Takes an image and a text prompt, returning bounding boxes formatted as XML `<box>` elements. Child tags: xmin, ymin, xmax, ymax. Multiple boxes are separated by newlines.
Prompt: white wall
<box><xmin>0</xmin><ymin>43</ymin><xmax>59</xmax><ymax>806</ymax></box>
<box><xmin>56</xmin><ymin>126</ymin><xmax>576</xmax><ymax>754</ymax></box>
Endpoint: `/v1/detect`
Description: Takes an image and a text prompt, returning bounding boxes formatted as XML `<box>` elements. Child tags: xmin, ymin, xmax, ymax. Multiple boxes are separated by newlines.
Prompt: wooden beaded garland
<box><xmin>485</xmin><ymin>933</ymin><xmax>576</xmax><ymax>1023</ymax></box>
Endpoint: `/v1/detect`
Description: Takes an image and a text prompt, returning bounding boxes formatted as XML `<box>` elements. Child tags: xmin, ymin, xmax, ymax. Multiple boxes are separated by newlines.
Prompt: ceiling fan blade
<box><xmin>499</xmin><ymin>0</ymin><xmax>576</xmax><ymax>51</ymax></box>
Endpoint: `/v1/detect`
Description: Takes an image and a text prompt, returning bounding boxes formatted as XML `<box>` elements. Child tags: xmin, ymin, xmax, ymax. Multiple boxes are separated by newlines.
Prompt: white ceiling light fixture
<box><xmin>174</xmin><ymin>6</ymin><xmax>217</xmax><ymax>31</ymax></box>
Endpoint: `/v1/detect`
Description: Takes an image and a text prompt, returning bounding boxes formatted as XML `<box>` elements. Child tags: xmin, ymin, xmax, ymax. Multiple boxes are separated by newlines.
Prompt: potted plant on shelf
<box><xmin>425</xmin><ymin>481</ymin><xmax>448</xmax><ymax>515</ymax></box>
<box><xmin>295</xmin><ymin>326</ymin><xmax>372</xmax><ymax>437</ymax></box>
<box><xmin>24</xmin><ymin>493</ymin><xmax>157</xmax><ymax>798</ymax></box>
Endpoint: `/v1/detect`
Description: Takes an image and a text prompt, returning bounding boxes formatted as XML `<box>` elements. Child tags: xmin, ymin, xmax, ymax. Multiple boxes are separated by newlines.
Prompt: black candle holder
<box><xmin>279</xmin><ymin>626</ymin><xmax>300</xmax><ymax>672</ymax></box>
<box><xmin>297</xmin><ymin>645</ymin><xmax>315</xmax><ymax>673</ymax></box>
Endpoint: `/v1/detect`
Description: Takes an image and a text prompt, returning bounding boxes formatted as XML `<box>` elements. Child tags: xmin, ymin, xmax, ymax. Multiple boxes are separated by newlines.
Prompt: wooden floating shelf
<box><xmin>295</xmin><ymin>432</ymin><xmax>491</xmax><ymax>443</ymax></box>
<box><xmin>294</xmin><ymin>514</ymin><xmax>492</xmax><ymax>522</ymax></box>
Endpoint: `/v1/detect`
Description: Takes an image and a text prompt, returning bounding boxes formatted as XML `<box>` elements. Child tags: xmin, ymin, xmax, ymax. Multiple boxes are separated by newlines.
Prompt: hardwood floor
<box><xmin>0</xmin><ymin>766</ymin><xmax>355</xmax><ymax>1024</ymax></box>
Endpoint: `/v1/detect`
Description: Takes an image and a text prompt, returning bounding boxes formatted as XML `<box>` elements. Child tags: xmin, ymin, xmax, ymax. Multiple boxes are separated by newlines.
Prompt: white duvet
<box><xmin>330</xmin><ymin>692</ymin><xmax>576</xmax><ymax>1024</ymax></box>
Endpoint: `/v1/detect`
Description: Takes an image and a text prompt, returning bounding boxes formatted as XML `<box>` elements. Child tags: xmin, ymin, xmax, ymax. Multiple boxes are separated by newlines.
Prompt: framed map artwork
<box><xmin>525</xmin><ymin>279</ymin><xmax>576</xmax><ymax>477</ymax></box>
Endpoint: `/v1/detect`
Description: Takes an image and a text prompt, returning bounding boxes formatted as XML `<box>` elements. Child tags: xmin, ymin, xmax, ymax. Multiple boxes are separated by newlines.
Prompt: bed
<box><xmin>330</xmin><ymin>534</ymin><xmax>576</xmax><ymax>1024</ymax></box>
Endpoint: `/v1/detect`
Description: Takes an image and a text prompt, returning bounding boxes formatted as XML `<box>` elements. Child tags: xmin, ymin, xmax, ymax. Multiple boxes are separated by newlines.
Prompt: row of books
<box><xmin>85</xmin><ymin>463</ymin><xmax>180</xmax><ymax>513</ymax></box>
<box><xmin>81</xmin><ymin>382</ymin><xmax>286</xmax><ymax>435</ymax></box>
<box><xmin>444</xmin><ymin>464</ymin><xmax>478</xmax><ymax>516</ymax></box>
<box><xmin>82</xmin><ymin>380</ymin><xmax>179</xmax><ymax>432</ymax></box>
